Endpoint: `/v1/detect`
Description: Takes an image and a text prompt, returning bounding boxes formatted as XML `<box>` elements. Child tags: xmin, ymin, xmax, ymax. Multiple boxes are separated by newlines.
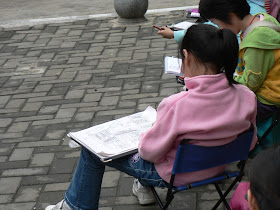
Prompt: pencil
<box><xmin>153</xmin><ymin>25</ymin><xmax>162</xmax><ymax>30</ymax></box>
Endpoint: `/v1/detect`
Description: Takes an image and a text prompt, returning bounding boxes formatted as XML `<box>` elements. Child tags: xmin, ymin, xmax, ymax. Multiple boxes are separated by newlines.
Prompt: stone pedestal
<box><xmin>114</xmin><ymin>0</ymin><xmax>148</xmax><ymax>20</ymax></box>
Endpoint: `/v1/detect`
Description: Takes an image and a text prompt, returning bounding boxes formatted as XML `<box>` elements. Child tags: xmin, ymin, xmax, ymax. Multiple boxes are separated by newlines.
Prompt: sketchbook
<box><xmin>164</xmin><ymin>56</ymin><xmax>183</xmax><ymax>76</ymax></box>
<box><xmin>68</xmin><ymin>106</ymin><xmax>157</xmax><ymax>162</ymax></box>
<box><xmin>169</xmin><ymin>21</ymin><xmax>196</xmax><ymax>30</ymax></box>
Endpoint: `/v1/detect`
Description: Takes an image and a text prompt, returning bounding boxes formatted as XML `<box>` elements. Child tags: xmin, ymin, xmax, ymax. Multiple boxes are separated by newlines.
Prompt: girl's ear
<box><xmin>183</xmin><ymin>49</ymin><xmax>191</xmax><ymax>65</ymax></box>
<box><xmin>183</xmin><ymin>49</ymin><xmax>188</xmax><ymax>58</ymax></box>
<box><xmin>248</xmin><ymin>189</ymin><xmax>259</xmax><ymax>210</ymax></box>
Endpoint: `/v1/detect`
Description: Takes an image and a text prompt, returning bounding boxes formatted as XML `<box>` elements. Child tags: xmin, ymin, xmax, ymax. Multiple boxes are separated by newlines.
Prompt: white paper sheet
<box><xmin>68</xmin><ymin>106</ymin><xmax>157</xmax><ymax>161</ymax></box>
<box><xmin>164</xmin><ymin>56</ymin><xmax>182</xmax><ymax>76</ymax></box>
<box><xmin>172</xmin><ymin>21</ymin><xmax>196</xmax><ymax>30</ymax></box>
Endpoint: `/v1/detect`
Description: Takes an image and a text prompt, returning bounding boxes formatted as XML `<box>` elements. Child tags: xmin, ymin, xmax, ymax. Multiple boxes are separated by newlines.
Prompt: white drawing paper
<box><xmin>68</xmin><ymin>106</ymin><xmax>157</xmax><ymax>161</ymax></box>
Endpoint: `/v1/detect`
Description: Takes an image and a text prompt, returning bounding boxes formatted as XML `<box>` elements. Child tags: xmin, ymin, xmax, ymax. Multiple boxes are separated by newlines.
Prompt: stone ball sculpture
<box><xmin>114</xmin><ymin>0</ymin><xmax>149</xmax><ymax>19</ymax></box>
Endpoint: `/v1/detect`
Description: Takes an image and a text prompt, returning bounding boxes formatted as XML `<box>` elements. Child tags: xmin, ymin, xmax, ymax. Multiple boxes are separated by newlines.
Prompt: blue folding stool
<box><xmin>150</xmin><ymin>125</ymin><xmax>254</xmax><ymax>210</ymax></box>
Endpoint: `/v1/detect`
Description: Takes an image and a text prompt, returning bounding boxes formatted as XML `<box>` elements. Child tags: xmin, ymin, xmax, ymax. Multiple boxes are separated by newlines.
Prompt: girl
<box><xmin>46</xmin><ymin>24</ymin><xmax>257</xmax><ymax>210</ymax></box>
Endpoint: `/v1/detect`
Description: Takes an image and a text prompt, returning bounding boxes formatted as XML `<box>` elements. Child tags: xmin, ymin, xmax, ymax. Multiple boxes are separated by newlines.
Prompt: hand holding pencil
<box><xmin>157</xmin><ymin>26</ymin><xmax>174</xmax><ymax>39</ymax></box>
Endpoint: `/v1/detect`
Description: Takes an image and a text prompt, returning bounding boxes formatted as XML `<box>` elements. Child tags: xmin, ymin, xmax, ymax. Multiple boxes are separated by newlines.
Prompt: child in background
<box><xmin>199</xmin><ymin>0</ymin><xmax>280</xmax><ymax>122</ymax></box>
<box><xmin>247</xmin><ymin>145</ymin><xmax>280</xmax><ymax>210</ymax></box>
<box><xmin>45</xmin><ymin>24</ymin><xmax>257</xmax><ymax>210</ymax></box>
<box><xmin>158</xmin><ymin>0</ymin><xmax>267</xmax><ymax>43</ymax></box>
<box><xmin>229</xmin><ymin>145</ymin><xmax>280</xmax><ymax>210</ymax></box>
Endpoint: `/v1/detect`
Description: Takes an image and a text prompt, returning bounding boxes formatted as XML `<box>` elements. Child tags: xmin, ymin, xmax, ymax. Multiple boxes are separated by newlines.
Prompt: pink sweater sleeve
<box><xmin>139</xmin><ymin>94</ymin><xmax>187</xmax><ymax>163</ymax></box>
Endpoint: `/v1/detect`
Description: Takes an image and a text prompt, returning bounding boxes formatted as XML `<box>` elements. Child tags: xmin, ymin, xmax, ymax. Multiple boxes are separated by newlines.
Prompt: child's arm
<box><xmin>234</xmin><ymin>48</ymin><xmax>275</xmax><ymax>92</ymax></box>
<box><xmin>158</xmin><ymin>28</ymin><xmax>187</xmax><ymax>44</ymax></box>
<box><xmin>158</xmin><ymin>21</ymin><xmax>218</xmax><ymax>44</ymax></box>
<box><xmin>157</xmin><ymin>26</ymin><xmax>174</xmax><ymax>39</ymax></box>
<box><xmin>174</xmin><ymin>30</ymin><xmax>187</xmax><ymax>43</ymax></box>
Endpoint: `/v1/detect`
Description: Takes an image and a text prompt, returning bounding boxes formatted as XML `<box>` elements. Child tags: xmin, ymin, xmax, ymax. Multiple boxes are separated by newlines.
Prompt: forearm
<box><xmin>234</xmin><ymin>48</ymin><xmax>274</xmax><ymax>92</ymax></box>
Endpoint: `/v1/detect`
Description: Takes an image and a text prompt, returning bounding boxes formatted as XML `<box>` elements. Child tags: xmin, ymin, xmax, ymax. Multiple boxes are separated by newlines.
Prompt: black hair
<box><xmin>180</xmin><ymin>24</ymin><xmax>238</xmax><ymax>85</ymax></box>
<box><xmin>248</xmin><ymin>145</ymin><xmax>280</xmax><ymax>210</ymax></box>
<box><xmin>199</xmin><ymin>0</ymin><xmax>250</xmax><ymax>24</ymax></box>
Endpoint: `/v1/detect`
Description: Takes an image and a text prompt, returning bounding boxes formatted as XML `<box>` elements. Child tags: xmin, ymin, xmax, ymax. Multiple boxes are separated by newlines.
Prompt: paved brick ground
<box><xmin>0</xmin><ymin>10</ymin><xmax>240</xmax><ymax>210</ymax></box>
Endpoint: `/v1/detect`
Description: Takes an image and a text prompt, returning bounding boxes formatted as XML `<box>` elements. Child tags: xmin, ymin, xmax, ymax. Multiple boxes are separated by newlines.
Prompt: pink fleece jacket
<box><xmin>138</xmin><ymin>73</ymin><xmax>257</xmax><ymax>187</ymax></box>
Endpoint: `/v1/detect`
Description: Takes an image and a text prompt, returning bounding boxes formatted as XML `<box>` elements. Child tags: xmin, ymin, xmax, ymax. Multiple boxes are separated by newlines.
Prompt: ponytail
<box><xmin>180</xmin><ymin>24</ymin><xmax>239</xmax><ymax>85</ymax></box>
<box><xmin>218</xmin><ymin>29</ymin><xmax>238</xmax><ymax>85</ymax></box>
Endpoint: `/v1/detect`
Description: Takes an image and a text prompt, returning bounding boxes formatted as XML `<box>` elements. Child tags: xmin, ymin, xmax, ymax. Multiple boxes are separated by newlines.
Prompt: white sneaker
<box><xmin>132</xmin><ymin>179</ymin><xmax>156</xmax><ymax>205</ymax></box>
<box><xmin>45</xmin><ymin>199</ymin><xmax>72</xmax><ymax>210</ymax></box>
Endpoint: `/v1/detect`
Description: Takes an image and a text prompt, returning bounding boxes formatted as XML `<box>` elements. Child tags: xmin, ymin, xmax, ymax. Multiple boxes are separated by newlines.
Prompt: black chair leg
<box><xmin>213</xmin><ymin>176</ymin><xmax>240</xmax><ymax>209</ymax></box>
<box><xmin>163</xmin><ymin>194</ymin><xmax>174</xmax><ymax>210</ymax></box>
<box><xmin>213</xmin><ymin>183</ymin><xmax>231</xmax><ymax>210</ymax></box>
<box><xmin>150</xmin><ymin>187</ymin><xmax>174</xmax><ymax>210</ymax></box>
<box><xmin>151</xmin><ymin>187</ymin><xmax>164</xmax><ymax>209</ymax></box>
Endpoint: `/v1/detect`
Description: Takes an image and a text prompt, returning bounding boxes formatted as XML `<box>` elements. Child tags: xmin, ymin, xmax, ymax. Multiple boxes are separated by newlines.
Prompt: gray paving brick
<box><xmin>49</xmin><ymin>86</ymin><xmax>69</xmax><ymax>96</ymax></box>
<box><xmin>37</xmin><ymin>191</ymin><xmax>65</xmax><ymax>210</ymax></box>
<box><xmin>101</xmin><ymin>171</ymin><xmax>121</xmax><ymax>188</ymax></box>
<box><xmin>58</xmin><ymin>151</ymin><xmax>80</xmax><ymax>158</ymax></box>
<box><xmin>0</xmin><ymin>194</ymin><xmax>13</xmax><ymax>204</ymax></box>
<box><xmin>97</xmin><ymin>61</ymin><xmax>114</xmax><ymax>69</ymax></box>
<box><xmin>14</xmin><ymin>115</ymin><xmax>53</xmax><ymax>123</ymax></box>
<box><xmin>73</xmin><ymin>112</ymin><xmax>94</xmax><ymax>122</ymax></box>
<box><xmin>65</xmin><ymin>89</ymin><xmax>85</xmax><ymax>99</ymax></box>
<box><xmin>113</xmin><ymin>73</ymin><xmax>144</xmax><ymax>79</ymax></box>
<box><xmin>2</xmin><ymin>167</ymin><xmax>48</xmax><ymax>176</ymax></box>
<box><xmin>0</xmin><ymin>144</ymin><xmax>15</xmax><ymax>155</ymax></box>
<box><xmin>31</xmin><ymin>153</ymin><xmax>55</xmax><ymax>167</ymax></box>
<box><xmin>55</xmin><ymin>108</ymin><xmax>76</xmax><ymax>119</ymax></box>
<box><xmin>0</xmin><ymin>203</ymin><xmax>35</xmax><ymax>210</ymax></box>
<box><xmin>121</xmin><ymin>93</ymin><xmax>158</xmax><ymax>100</ymax></box>
<box><xmin>0</xmin><ymin>160</ymin><xmax>28</xmax><ymax>169</ymax></box>
<box><xmin>14</xmin><ymin>185</ymin><xmax>42</xmax><ymax>202</ymax></box>
<box><xmin>39</xmin><ymin>78</ymin><xmax>73</xmax><ymax>85</ymax></box>
<box><xmin>44</xmin><ymin>182</ymin><xmax>70</xmax><ymax>192</ymax></box>
<box><xmin>61</xmin><ymin>41</ymin><xmax>76</xmax><ymax>48</ymax></box>
<box><xmin>160</xmin><ymin>87</ymin><xmax>179</xmax><ymax>96</ymax></box>
<box><xmin>50</xmin><ymin>158</ymin><xmax>76</xmax><ymax>174</ymax></box>
<box><xmin>83</xmin><ymin>93</ymin><xmax>102</xmax><ymax>102</ymax></box>
<box><xmin>68</xmin><ymin>30</ymin><xmax>83</xmax><ymax>36</ymax></box>
<box><xmin>45</xmin><ymin>129</ymin><xmax>66</xmax><ymax>140</ymax></box>
<box><xmin>5</xmin><ymin>98</ymin><xmax>25</xmax><ymax>108</ymax></box>
<box><xmin>13</xmin><ymin>92</ymin><xmax>47</xmax><ymax>99</ymax></box>
<box><xmin>9</xmin><ymin>148</ymin><xmax>34</xmax><ymax>161</ymax></box>
<box><xmin>115</xmin><ymin>196</ymin><xmax>138</xmax><ymax>205</ymax></box>
<box><xmin>28</xmin><ymin>95</ymin><xmax>62</xmax><ymax>103</ymax></box>
<box><xmin>67</xmin><ymin>56</ymin><xmax>84</xmax><ymax>64</ymax></box>
<box><xmin>0</xmin><ymin>177</ymin><xmax>22</xmax><ymax>194</ymax></box>
<box><xmin>198</xmin><ymin>201</ymin><xmax>225</xmax><ymax>210</ymax></box>
<box><xmin>0</xmin><ymin>118</ymin><xmax>13</xmax><ymax>128</ymax></box>
<box><xmin>18</xmin><ymin>140</ymin><xmax>60</xmax><ymax>148</ymax></box>
<box><xmin>48</xmin><ymin>39</ymin><xmax>63</xmax><ymax>46</ymax></box>
<box><xmin>22</xmin><ymin>174</ymin><xmax>71</xmax><ymax>185</ymax></box>
<box><xmin>106</xmin><ymin>79</ymin><xmax>124</xmax><ymax>87</ymax></box>
<box><xmin>26</xmin><ymin>50</ymin><xmax>41</xmax><ymax>57</ymax></box>
<box><xmin>74</xmin><ymin>73</ymin><xmax>93</xmax><ymax>82</ymax></box>
<box><xmin>118</xmin><ymin>100</ymin><xmax>137</xmax><ymax>108</ymax></box>
<box><xmin>22</xmin><ymin>102</ymin><xmax>43</xmax><ymax>112</ymax></box>
<box><xmin>7</xmin><ymin>121</ymin><xmax>31</xmax><ymax>132</ymax></box>
<box><xmin>38</xmin><ymin>105</ymin><xmax>59</xmax><ymax>114</ymax></box>
<box><xmin>0</xmin><ymin>131</ymin><xmax>23</xmax><ymax>140</ymax></box>
<box><xmin>33</xmin><ymin>84</ymin><xmax>52</xmax><ymax>92</ymax></box>
<box><xmin>0</xmin><ymin>156</ymin><xmax>8</xmax><ymax>162</ymax></box>
<box><xmin>100</xmin><ymin>96</ymin><xmax>119</xmax><ymax>106</ymax></box>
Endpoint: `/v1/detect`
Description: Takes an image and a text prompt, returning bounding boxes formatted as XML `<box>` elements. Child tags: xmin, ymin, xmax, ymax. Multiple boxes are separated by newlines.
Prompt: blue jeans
<box><xmin>64</xmin><ymin>148</ymin><xmax>168</xmax><ymax>210</ymax></box>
